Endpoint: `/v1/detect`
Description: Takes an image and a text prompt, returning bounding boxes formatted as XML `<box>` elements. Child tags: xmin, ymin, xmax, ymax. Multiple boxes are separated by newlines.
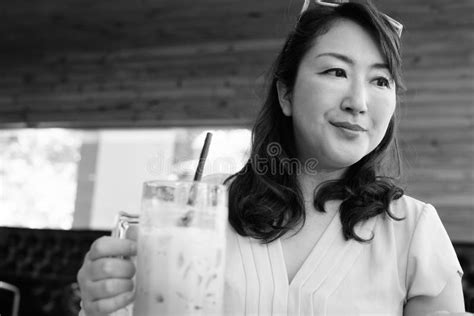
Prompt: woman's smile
<box><xmin>330</xmin><ymin>121</ymin><xmax>368</xmax><ymax>139</ymax></box>
<box><xmin>331</xmin><ymin>124</ymin><xmax>367</xmax><ymax>139</ymax></box>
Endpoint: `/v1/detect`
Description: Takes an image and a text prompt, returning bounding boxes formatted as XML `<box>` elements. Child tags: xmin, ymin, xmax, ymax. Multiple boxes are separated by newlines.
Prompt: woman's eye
<box><xmin>323</xmin><ymin>68</ymin><xmax>347</xmax><ymax>78</ymax></box>
<box><xmin>374</xmin><ymin>77</ymin><xmax>391</xmax><ymax>88</ymax></box>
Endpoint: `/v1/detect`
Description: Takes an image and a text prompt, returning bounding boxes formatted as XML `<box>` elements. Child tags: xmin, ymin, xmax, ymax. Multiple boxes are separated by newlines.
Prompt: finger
<box><xmin>89</xmin><ymin>257</ymin><xmax>136</xmax><ymax>281</ymax></box>
<box><xmin>85</xmin><ymin>278</ymin><xmax>134</xmax><ymax>301</ymax></box>
<box><xmin>87</xmin><ymin>236</ymin><xmax>137</xmax><ymax>260</ymax></box>
<box><xmin>83</xmin><ymin>291</ymin><xmax>135</xmax><ymax>314</ymax></box>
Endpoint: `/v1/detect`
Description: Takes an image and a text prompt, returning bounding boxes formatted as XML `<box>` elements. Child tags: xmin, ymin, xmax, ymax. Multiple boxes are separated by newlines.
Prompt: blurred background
<box><xmin>0</xmin><ymin>0</ymin><xmax>473</xmax><ymax>315</ymax></box>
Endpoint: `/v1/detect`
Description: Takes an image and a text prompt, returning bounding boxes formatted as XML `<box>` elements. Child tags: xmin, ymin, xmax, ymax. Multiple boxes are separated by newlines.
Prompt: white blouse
<box><xmin>223</xmin><ymin>195</ymin><xmax>463</xmax><ymax>316</ymax></box>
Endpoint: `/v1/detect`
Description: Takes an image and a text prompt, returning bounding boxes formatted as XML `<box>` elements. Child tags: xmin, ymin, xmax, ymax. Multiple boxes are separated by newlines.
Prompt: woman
<box><xmin>77</xmin><ymin>1</ymin><xmax>466</xmax><ymax>315</ymax></box>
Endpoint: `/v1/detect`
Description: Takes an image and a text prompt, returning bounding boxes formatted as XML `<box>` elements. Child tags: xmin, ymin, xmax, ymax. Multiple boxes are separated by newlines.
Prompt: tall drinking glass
<box><xmin>133</xmin><ymin>180</ymin><xmax>228</xmax><ymax>316</ymax></box>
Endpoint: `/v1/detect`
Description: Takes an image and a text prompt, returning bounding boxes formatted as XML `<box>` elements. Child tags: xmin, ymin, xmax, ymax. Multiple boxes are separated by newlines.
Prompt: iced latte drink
<box><xmin>133</xmin><ymin>181</ymin><xmax>227</xmax><ymax>316</ymax></box>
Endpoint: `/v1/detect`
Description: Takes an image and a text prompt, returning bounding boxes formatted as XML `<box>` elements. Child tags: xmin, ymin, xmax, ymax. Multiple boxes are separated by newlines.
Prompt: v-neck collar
<box><xmin>231</xmin><ymin>207</ymin><xmax>378</xmax><ymax>316</ymax></box>
<box><xmin>276</xmin><ymin>207</ymin><xmax>341</xmax><ymax>288</ymax></box>
<box><xmin>269</xmin><ymin>212</ymin><xmax>378</xmax><ymax>315</ymax></box>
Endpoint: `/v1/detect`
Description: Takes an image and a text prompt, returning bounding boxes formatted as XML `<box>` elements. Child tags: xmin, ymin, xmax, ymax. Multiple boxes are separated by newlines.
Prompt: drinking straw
<box><xmin>184</xmin><ymin>132</ymin><xmax>213</xmax><ymax>209</ymax></box>
<box><xmin>193</xmin><ymin>132</ymin><xmax>213</xmax><ymax>181</ymax></box>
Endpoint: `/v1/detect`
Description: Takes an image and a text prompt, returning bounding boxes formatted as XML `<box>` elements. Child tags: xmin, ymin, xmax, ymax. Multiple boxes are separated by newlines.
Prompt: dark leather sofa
<box><xmin>0</xmin><ymin>227</ymin><xmax>108</xmax><ymax>316</ymax></box>
<box><xmin>0</xmin><ymin>226</ymin><xmax>473</xmax><ymax>315</ymax></box>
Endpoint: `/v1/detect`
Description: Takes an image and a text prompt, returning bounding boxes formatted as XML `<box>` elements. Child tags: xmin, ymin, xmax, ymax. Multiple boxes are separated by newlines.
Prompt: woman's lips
<box><xmin>330</xmin><ymin>121</ymin><xmax>367</xmax><ymax>132</ymax></box>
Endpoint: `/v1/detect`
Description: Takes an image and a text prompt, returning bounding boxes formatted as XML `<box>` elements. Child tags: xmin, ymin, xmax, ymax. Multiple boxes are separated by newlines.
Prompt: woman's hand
<box><xmin>77</xmin><ymin>236</ymin><xmax>137</xmax><ymax>315</ymax></box>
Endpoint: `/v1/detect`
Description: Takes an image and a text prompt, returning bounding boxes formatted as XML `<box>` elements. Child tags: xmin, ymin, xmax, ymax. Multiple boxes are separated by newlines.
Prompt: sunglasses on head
<box><xmin>300</xmin><ymin>0</ymin><xmax>403</xmax><ymax>38</ymax></box>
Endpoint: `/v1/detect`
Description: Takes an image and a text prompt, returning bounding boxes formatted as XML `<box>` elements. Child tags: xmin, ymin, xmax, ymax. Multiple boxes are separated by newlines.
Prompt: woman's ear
<box><xmin>276</xmin><ymin>81</ymin><xmax>292</xmax><ymax>117</ymax></box>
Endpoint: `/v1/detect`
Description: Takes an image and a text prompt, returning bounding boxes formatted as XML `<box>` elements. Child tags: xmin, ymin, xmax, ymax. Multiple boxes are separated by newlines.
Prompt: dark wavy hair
<box><xmin>226</xmin><ymin>1</ymin><xmax>406</xmax><ymax>243</ymax></box>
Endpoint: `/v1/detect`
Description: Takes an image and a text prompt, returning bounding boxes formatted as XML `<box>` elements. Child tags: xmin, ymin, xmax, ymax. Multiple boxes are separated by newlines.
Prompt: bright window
<box><xmin>0</xmin><ymin>128</ymin><xmax>251</xmax><ymax>230</ymax></box>
<box><xmin>0</xmin><ymin>129</ymin><xmax>82</xmax><ymax>229</ymax></box>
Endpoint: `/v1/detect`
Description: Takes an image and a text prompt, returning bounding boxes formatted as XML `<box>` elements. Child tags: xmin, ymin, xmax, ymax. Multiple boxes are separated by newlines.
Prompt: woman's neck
<box><xmin>297</xmin><ymin>168</ymin><xmax>345</xmax><ymax>206</ymax></box>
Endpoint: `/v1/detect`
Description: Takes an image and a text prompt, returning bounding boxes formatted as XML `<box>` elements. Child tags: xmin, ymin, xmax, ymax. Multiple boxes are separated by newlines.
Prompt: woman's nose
<box><xmin>341</xmin><ymin>81</ymin><xmax>368</xmax><ymax>114</ymax></box>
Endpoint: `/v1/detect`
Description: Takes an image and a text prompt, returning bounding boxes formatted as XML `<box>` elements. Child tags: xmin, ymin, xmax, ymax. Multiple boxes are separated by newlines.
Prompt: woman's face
<box><xmin>278</xmin><ymin>19</ymin><xmax>396</xmax><ymax>171</ymax></box>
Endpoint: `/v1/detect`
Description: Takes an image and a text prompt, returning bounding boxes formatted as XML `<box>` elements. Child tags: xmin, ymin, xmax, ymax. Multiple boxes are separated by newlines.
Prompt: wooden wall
<box><xmin>0</xmin><ymin>0</ymin><xmax>473</xmax><ymax>240</ymax></box>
